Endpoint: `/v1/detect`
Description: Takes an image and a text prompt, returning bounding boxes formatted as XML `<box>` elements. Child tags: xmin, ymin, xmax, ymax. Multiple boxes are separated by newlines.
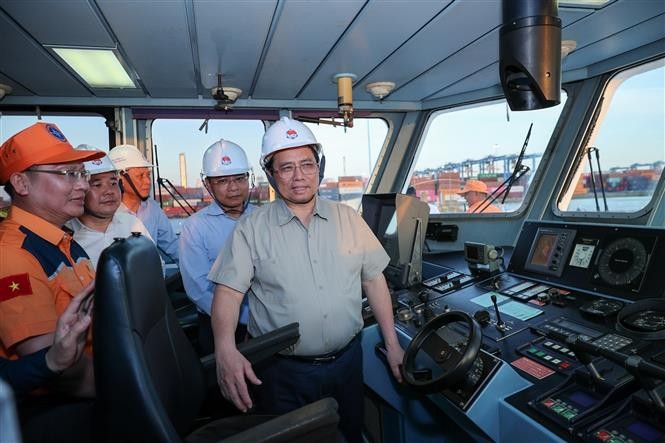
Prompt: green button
<box><xmin>551</xmin><ymin>404</ymin><xmax>566</xmax><ymax>413</ymax></box>
<box><xmin>561</xmin><ymin>409</ymin><xmax>577</xmax><ymax>420</ymax></box>
<box><xmin>536</xmin><ymin>351</ymin><xmax>546</xmax><ymax>357</ymax></box>
<box><xmin>528</xmin><ymin>347</ymin><xmax>539</xmax><ymax>354</ymax></box>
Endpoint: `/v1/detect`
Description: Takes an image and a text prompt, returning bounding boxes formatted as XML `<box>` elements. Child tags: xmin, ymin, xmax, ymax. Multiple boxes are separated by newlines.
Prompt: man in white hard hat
<box><xmin>457</xmin><ymin>179</ymin><xmax>501</xmax><ymax>213</ymax></box>
<box><xmin>108</xmin><ymin>144</ymin><xmax>179</xmax><ymax>263</ymax></box>
<box><xmin>179</xmin><ymin>140</ymin><xmax>256</xmax><ymax>354</ymax></box>
<box><xmin>66</xmin><ymin>146</ymin><xmax>154</xmax><ymax>269</ymax></box>
<box><xmin>209</xmin><ymin>116</ymin><xmax>404</xmax><ymax>443</ymax></box>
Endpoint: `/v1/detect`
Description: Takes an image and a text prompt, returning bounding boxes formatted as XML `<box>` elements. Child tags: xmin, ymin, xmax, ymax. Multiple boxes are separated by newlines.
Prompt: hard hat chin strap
<box><xmin>120</xmin><ymin>171</ymin><xmax>150</xmax><ymax>202</ymax></box>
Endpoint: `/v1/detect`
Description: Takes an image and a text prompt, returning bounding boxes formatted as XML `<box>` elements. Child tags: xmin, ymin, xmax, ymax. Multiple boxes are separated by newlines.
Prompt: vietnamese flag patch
<box><xmin>0</xmin><ymin>273</ymin><xmax>33</xmax><ymax>302</ymax></box>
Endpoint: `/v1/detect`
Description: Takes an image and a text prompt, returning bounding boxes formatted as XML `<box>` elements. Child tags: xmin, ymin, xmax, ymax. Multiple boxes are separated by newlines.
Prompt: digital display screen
<box><xmin>627</xmin><ymin>420</ymin><xmax>662</xmax><ymax>442</ymax></box>
<box><xmin>569</xmin><ymin>239</ymin><xmax>597</xmax><ymax>268</ymax></box>
<box><xmin>466</xmin><ymin>244</ymin><xmax>480</xmax><ymax>260</ymax></box>
<box><xmin>530</xmin><ymin>234</ymin><xmax>557</xmax><ymax>266</ymax></box>
<box><xmin>464</xmin><ymin>242</ymin><xmax>485</xmax><ymax>264</ymax></box>
<box><xmin>568</xmin><ymin>390</ymin><xmax>597</xmax><ymax>408</ymax></box>
<box><xmin>556</xmin><ymin>318</ymin><xmax>603</xmax><ymax>339</ymax></box>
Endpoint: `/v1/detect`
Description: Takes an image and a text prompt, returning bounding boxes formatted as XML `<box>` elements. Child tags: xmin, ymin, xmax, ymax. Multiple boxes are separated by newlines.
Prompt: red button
<box><xmin>595</xmin><ymin>430</ymin><xmax>612</xmax><ymax>442</ymax></box>
<box><xmin>542</xmin><ymin>398</ymin><xmax>556</xmax><ymax>408</ymax></box>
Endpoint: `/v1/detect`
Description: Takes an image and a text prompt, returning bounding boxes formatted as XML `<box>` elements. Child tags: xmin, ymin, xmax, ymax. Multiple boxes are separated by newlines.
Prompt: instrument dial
<box><xmin>623</xmin><ymin>310</ymin><xmax>665</xmax><ymax>332</ymax></box>
<box><xmin>596</xmin><ymin>238</ymin><xmax>647</xmax><ymax>286</ymax></box>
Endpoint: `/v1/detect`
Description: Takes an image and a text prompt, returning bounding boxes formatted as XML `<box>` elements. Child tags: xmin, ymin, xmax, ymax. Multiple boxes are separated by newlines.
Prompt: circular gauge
<box><xmin>617</xmin><ymin>299</ymin><xmax>665</xmax><ymax>340</ymax></box>
<box><xmin>596</xmin><ymin>238</ymin><xmax>647</xmax><ymax>286</ymax></box>
<box><xmin>623</xmin><ymin>310</ymin><xmax>665</xmax><ymax>332</ymax></box>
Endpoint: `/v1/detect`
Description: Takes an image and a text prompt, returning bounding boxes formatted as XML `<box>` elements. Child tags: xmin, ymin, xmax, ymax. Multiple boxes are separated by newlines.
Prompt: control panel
<box><xmin>368</xmin><ymin>221</ymin><xmax>665</xmax><ymax>443</ymax></box>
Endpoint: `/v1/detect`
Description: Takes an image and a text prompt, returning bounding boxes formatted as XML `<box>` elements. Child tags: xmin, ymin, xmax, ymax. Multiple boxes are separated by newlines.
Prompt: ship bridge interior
<box><xmin>1</xmin><ymin>1</ymin><xmax>665</xmax><ymax>442</ymax></box>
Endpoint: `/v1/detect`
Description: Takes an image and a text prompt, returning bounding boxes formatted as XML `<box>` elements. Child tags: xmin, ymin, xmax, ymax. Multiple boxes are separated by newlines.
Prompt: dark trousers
<box><xmin>253</xmin><ymin>338</ymin><xmax>363</xmax><ymax>443</ymax></box>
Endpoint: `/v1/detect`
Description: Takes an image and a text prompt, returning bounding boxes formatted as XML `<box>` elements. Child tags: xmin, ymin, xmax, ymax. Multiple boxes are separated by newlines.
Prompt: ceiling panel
<box><xmin>0</xmin><ymin>73</ymin><xmax>32</xmax><ymax>96</ymax></box>
<box><xmin>426</xmin><ymin>62</ymin><xmax>498</xmax><ymax>102</ymax></box>
<box><xmin>97</xmin><ymin>0</ymin><xmax>197</xmax><ymax>98</ymax></box>
<box><xmin>392</xmin><ymin>30</ymin><xmax>499</xmax><ymax>101</ymax></box>
<box><xmin>0</xmin><ymin>0</ymin><xmax>113</xmax><ymax>47</ymax></box>
<box><xmin>358</xmin><ymin>1</ymin><xmax>500</xmax><ymax>100</ymax></box>
<box><xmin>562</xmin><ymin>0</ymin><xmax>665</xmax><ymax>70</ymax></box>
<box><xmin>0</xmin><ymin>0</ymin><xmax>662</xmax><ymax>106</ymax></box>
<box><xmin>565</xmin><ymin>13</ymin><xmax>665</xmax><ymax>70</ymax></box>
<box><xmin>401</xmin><ymin>8</ymin><xmax>593</xmax><ymax>102</ymax></box>
<box><xmin>298</xmin><ymin>0</ymin><xmax>450</xmax><ymax>101</ymax></box>
<box><xmin>252</xmin><ymin>0</ymin><xmax>364</xmax><ymax>99</ymax></box>
<box><xmin>194</xmin><ymin>0</ymin><xmax>276</xmax><ymax>94</ymax></box>
<box><xmin>0</xmin><ymin>10</ymin><xmax>91</xmax><ymax>97</ymax></box>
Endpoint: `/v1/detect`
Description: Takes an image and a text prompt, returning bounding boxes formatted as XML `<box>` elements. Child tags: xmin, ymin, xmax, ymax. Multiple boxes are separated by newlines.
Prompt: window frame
<box><xmin>553</xmin><ymin>57</ymin><xmax>665</xmax><ymax>220</ymax></box>
<box><xmin>406</xmin><ymin>95</ymin><xmax>569</xmax><ymax>218</ymax></box>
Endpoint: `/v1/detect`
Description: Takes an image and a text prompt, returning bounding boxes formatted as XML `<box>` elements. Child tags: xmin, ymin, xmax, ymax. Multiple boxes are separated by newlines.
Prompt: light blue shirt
<box><xmin>120</xmin><ymin>199</ymin><xmax>179</xmax><ymax>263</ymax></box>
<box><xmin>179</xmin><ymin>202</ymin><xmax>255</xmax><ymax>322</ymax></box>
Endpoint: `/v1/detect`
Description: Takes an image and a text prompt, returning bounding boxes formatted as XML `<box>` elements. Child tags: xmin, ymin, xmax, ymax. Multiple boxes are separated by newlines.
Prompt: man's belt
<box><xmin>279</xmin><ymin>335</ymin><xmax>359</xmax><ymax>363</ymax></box>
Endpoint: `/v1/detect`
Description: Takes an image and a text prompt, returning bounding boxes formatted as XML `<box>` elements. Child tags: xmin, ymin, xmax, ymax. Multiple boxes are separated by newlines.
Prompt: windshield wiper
<box><xmin>586</xmin><ymin>146</ymin><xmax>608</xmax><ymax>211</ymax></box>
<box><xmin>154</xmin><ymin>143</ymin><xmax>195</xmax><ymax>216</ymax></box>
<box><xmin>474</xmin><ymin>123</ymin><xmax>532</xmax><ymax>213</ymax></box>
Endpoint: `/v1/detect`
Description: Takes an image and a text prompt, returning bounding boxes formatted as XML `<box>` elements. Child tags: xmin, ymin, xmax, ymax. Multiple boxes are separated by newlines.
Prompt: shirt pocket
<box><xmin>252</xmin><ymin>254</ymin><xmax>298</xmax><ymax>304</ymax></box>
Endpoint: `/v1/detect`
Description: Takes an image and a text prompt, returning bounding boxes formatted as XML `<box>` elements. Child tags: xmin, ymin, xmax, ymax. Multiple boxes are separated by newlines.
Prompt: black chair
<box><xmin>94</xmin><ymin>234</ymin><xmax>340</xmax><ymax>443</ymax></box>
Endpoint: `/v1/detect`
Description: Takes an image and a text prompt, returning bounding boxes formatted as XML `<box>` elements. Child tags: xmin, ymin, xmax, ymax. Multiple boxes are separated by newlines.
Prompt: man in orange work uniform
<box><xmin>0</xmin><ymin>122</ymin><xmax>102</xmax><ymax>399</ymax></box>
<box><xmin>457</xmin><ymin>179</ymin><xmax>502</xmax><ymax>213</ymax></box>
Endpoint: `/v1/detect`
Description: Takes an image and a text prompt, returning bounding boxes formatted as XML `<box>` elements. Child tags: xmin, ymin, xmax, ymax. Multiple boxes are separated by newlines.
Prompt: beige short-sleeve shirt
<box><xmin>208</xmin><ymin>197</ymin><xmax>389</xmax><ymax>356</ymax></box>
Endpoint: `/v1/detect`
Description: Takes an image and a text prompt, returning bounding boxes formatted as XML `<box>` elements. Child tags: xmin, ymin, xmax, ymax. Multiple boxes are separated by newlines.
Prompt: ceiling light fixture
<box><xmin>211</xmin><ymin>73</ymin><xmax>242</xmax><ymax>111</ymax></box>
<box><xmin>365</xmin><ymin>81</ymin><xmax>396</xmax><ymax>100</ymax></box>
<box><xmin>333</xmin><ymin>73</ymin><xmax>356</xmax><ymax>128</ymax></box>
<box><xmin>561</xmin><ymin>40</ymin><xmax>578</xmax><ymax>59</ymax></box>
<box><xmin>0</xmin><ymin>84</ymin><xmax>13</xmax><ymax>100</ymax></box>
<box><xmin>49</xmin><ymin>47</ymin><xmax>137</xmax><ymax>88</ymax></box>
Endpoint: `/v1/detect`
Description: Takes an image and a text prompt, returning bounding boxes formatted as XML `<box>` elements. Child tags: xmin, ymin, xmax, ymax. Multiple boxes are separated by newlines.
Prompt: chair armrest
<box><xmin>221</xmin><ymin>397</ymin><xmax>340</xmax><ymax>443</ymax></box>
<box><xmin>199</xmin><ymin>322</ymin><xmax>300</xmax><ymax>387</ymax></box>
<box><xmin>237</xmin><ymin>322</ymin><xmax>299</xmax><ymax>365</ymax></box>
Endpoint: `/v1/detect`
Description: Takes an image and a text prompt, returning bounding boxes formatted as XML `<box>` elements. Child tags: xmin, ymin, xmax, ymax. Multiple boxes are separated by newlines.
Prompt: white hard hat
<box><xmin>76</xmin><ymin>144</ymin><xmax>117</xmax><ymax>175</ymax></box>
<box><xmin>201</xmin><ymin>139</ymin><xmax>250</xmax><ymax>177</ymax></box>
<box><xmin>260</xmin><ymin>116</ymin><xmax>321</xmax><ymax>169</ymax></box>
<box><xmin>108</xmin><ymin>144</ymin><xmax>153</xmax><ymax>171</ymax></box>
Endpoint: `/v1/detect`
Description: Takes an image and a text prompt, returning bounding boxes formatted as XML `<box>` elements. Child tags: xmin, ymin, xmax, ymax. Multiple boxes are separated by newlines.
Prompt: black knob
<box><xmin>474</xmin><ymin>310</ymin><xmax>491</xmax><ymax>326</ymax></box>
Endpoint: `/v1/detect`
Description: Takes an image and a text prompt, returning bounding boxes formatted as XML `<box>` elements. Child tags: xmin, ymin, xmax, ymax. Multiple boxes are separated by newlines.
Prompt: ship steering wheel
<box><xmin>401</xmin><ymin>310</ymin><xmax>482</xmax><ymax>393</ymax></box>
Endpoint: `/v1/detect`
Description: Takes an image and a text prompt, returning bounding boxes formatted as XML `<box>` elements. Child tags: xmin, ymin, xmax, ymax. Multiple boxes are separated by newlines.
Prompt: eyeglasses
<box><xmin>28</xmin><ymin>169</ymin><xmax>91</xmax><ymax>182</ymax></box>
<box><xmin>273</xmin><ymin>161</ymin><xmax>319</xmax><ymax>179</ymax></box>
<box><xmin>208</xmin><ymin>174</ymin><xmax>249</xmax><ymax>188</ymax></box>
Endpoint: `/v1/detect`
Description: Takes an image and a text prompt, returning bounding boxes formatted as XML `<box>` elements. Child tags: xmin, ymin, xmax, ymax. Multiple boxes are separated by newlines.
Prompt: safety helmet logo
<box><xmin>221</xmin><ymin>155</ymin><xmax>232</xmax><ymax>166</ymax></box>
<box><xmin>46</xmin><ymin>125</ymin><xmax>67</xmax><ymax>141</ymax></box>
<box><xmin>286</xmin><ymin>129</ymin><xmax>298</xmax><ymax>140</ymax></box>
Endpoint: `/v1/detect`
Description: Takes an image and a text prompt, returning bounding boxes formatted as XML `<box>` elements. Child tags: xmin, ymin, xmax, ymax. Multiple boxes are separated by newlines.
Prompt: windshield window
<box><xmin>305</xmin><ymin>119</ymin><xmax>388</xmax><ymax>210</ymax></box>
<box><xmin>409</xmin><ymin>95</ymin><xmax>567</xmax><ymax>214</ymax></box>
<box><xmin>557</xmin><ymin>58</ymin><xmax>664</xmax><ymax>213</ymax></box>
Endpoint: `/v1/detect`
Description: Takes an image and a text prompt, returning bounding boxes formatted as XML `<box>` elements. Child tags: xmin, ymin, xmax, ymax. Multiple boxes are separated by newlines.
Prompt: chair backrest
<box><xmin>94</xmin><ymin>234</ymin><xmax>205</xmax><ymax>442</ymax></box>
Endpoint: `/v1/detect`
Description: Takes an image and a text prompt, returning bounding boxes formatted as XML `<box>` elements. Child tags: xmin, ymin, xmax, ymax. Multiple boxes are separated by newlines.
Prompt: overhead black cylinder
<box><xmin>500</xmin><ymin>0</ymin><xmax>561</xmax><ymax>111</ymax></box>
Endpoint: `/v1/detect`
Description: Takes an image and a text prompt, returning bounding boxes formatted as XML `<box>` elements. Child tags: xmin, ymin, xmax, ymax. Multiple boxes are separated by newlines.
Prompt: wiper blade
<box><xmin>474</xmin><ymin>123</ymin><xmax>532</xmax><ymax>213</ymax></box>
<box><xmin>586</xmin><ymin>147</ymin><xmax>608</xmax><ymax>211</ymax></box>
